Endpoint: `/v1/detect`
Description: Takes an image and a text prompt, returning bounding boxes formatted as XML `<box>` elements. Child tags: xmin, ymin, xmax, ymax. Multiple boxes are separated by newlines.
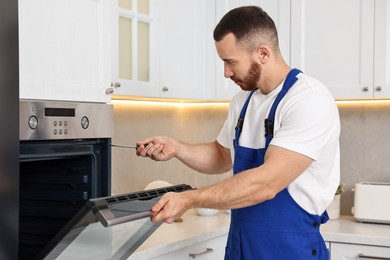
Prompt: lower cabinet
<box><xmin>149</xmin><ymin>234</ymin><xmax>227</xmax><ymax>260</ymax></box>
<box><xmin>330</xmin><ymin>242</ymin><xmax>390</xmax><ymax>259</ymax></box>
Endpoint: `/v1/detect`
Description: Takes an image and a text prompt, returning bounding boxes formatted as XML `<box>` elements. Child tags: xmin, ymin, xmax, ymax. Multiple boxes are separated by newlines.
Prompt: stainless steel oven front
<box><xmin>19</xmin><ymin>100</ymin><xmax>113</xmax><ymax>260</ymax></box>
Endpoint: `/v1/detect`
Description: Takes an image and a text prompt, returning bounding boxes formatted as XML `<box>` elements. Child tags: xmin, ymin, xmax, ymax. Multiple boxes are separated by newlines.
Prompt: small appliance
<box><xmin>353</xmin><ymin>182</ymin><xmax>390</xmax><ymax>224</ymax></box>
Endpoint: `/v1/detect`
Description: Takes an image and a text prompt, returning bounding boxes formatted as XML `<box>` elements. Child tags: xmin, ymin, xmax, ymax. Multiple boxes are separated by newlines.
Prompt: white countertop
<box><xmin>130</xmin><ymin>212</ymin><xmax>390</xmax><ymax>259</ymax></box>
<box><xmin>129</xmin><ymin>209</ymin><xmax>230</xmax><ymax>259</ymax></box>
<box><xmin>321</xmin><ymin>215</ymin><xmax>390</xmax><ymax>247</ymax></box>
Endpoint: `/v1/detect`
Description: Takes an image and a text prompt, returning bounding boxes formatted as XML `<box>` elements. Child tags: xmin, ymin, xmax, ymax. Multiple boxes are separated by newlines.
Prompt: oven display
<box><xmin>45</xmin><ymin>107</ymin><xmax>75</xmax><ymax>117</ymax></box>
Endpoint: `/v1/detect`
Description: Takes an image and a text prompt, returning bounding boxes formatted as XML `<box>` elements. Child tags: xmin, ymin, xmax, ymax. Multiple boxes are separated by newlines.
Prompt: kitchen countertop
<box><xmin>321</xmin><ymin>215</ymin><xmax>390</xmax><ymax>247</ymax></box>
<box><xmin>129</xmin><ymin>209</ymin><xmax>230</xmax><ymax>259</ymax></box>
<box><xmin>130</xmin><ymin>212</ymin><xmax>390</xmax><ymax>259</ymax></box>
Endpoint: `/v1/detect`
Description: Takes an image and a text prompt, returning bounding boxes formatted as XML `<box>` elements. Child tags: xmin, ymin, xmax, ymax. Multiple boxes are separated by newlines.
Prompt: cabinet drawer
<box><xmin>331</xmin><ymin>242</ymin><xmax>390</xmax><ymax>259</ymax></box>
<box><xmin>150</xmin><ymin>235</ymin><xmax>227</xmax><ymax>260</ymax></box>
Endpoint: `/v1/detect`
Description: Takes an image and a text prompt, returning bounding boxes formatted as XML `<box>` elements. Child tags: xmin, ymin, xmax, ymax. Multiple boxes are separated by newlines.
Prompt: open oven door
<box><xmin>36</xmin><ymin>184</ymin><xmax>193</xmax><ymax>260</ymax></box>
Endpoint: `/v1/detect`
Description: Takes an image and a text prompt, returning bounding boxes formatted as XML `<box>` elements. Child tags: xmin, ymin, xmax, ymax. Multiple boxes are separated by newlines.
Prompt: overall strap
<box><xmin>234</xmin><ymin>90</ymin><xmax>256</xmax><ymax>146</ymax></box>
<box><xmin>265</xmin><ymin>68</ymin><xmax>302</xmax><ymax>147</ymax></box>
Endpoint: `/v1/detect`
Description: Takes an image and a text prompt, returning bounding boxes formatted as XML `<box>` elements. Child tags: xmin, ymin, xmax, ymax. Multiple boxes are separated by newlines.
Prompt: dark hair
<box><xmin>213</xmin><ymin>6</ymin><xmax>279</xmax><ymax>53</ymax></box>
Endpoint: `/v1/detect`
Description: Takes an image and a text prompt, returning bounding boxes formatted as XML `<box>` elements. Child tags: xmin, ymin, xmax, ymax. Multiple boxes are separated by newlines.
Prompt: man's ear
<box><xmin>255</xmin><ymin>45</ymin><xmax>270</xmax><ymax>64</ymax></box>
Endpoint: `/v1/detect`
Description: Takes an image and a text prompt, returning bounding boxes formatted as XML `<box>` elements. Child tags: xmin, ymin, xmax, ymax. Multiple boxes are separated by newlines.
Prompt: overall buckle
<box><xmin>264</xmin><ymin>118</ymin><xmax>274</xmax><ymax>137</ymax></box>
<box><xmin>236</xmin><ymin>117</ymin><xmax>244</xmax><ymax>131</ymax></box>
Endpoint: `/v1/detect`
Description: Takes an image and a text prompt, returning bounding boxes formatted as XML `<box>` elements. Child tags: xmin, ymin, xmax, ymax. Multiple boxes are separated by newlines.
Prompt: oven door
<box><xmin>36</xmin><ymin>184</ymin><xmax>193</xmax><ymax>260</ymax></box>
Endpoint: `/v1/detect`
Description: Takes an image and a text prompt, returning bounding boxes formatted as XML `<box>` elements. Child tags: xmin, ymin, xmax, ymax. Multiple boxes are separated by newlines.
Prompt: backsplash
<box><xmin>112</xmin><ymin>100</ymin><xmax>390</xmax><ymax>216</ymax></box>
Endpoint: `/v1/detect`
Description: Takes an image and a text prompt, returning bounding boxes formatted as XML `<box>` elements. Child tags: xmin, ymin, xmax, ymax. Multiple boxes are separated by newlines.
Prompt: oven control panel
<box><xmin>20</xmin><ymin>100</ymin><xmax>113</xmax><ymax>140</ymax></box>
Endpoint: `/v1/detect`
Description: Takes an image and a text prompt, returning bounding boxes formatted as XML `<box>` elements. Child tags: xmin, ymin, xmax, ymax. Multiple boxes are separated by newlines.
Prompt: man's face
<box><xmin>215</xmin><ymin>33</ymin><xmax>261</xmax><ymax>91</ymax></box>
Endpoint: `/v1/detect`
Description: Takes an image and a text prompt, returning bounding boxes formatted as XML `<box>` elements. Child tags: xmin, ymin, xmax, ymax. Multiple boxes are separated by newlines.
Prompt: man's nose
<box><xmin>224</xmin><ymin>65</ymin><xmax>234</xmax><ymax>78</ymax></box>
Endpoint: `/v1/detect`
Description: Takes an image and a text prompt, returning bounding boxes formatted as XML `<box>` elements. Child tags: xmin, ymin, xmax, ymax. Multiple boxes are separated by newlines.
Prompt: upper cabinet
<box><xmin>111</xmin><ymin>0</ymin><xmax>216</xmax><ymax>100</ymax></box>
<box><xmin>214</xmin><ymin>0</ymin><xmax>291</xmax><ymax>100</ymax></box>
<box><xmin>19</xmin><ymin>0</ymin><xmax>112</xmax><ymax>103</ymax></box>
<box><xmin>20</xmin><ymin>0</ymin><xmax>390</xmax><ymax>101</ymax></box>
<box><xmin>290</xmin><ymin>0</ymin><xmax>390</xmax><ymax>99</ymax></box>
<box><xmin>373</xmin><ymin>0</ymin><xmax>390</xmax><ymax>98</ymax></box>
<box><xmin>110</xmin><ymin>0</ymin><xmax>159</xmax><ymax>98</ymax></box>
<box><xmin>153</xmin><ymin>0</ymin><xmax>216</xmax><ymax>99</ymax></box>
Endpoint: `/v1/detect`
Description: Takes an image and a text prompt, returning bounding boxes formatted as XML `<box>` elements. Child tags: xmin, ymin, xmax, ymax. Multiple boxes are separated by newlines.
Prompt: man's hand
<box><xmin>150</xmin><ymin>191</ymin><xmax>194</xmax><ymax>224</ymax></box>
<box><xmin>136</xmin><ymin>136</ymin><xmax>177</xmax><ymax>161</ymax></box>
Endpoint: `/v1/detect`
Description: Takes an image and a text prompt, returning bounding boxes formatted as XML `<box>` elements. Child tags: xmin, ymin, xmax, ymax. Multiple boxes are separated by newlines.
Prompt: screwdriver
<box><xmin>111</xmin><ymin>144</ymin><xmax>149</xmax><ymax>149</ymax></box>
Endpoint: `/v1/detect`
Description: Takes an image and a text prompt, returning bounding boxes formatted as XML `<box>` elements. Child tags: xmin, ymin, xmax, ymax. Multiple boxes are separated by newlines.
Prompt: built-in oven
<box><xmin>19</xmin><ymin>100</ymin><xmax>192</xmax><ymax>260</ymax></box>
<box><xmin>19</xmin><ymin>100</ymin><xmax>113</xmax><ymax>259</ymax></box>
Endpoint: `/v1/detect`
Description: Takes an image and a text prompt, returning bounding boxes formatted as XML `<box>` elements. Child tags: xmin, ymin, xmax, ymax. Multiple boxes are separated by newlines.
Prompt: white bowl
<box><xmin>144</xmin><ymin>180</ymin><xmax>172</xmax><ymax>190</ymax></box>
<box><xmin>195</xmin><ymin>208</ymin><xmax>218</xmax><ymax>216</ymax></box>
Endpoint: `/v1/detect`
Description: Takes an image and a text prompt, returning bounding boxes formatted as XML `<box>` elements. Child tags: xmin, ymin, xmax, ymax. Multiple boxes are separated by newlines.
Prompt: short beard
<box><xmin>232</xmin><ymin>61</ymin><xmax>261</xmax><ymax>91</ymax></box>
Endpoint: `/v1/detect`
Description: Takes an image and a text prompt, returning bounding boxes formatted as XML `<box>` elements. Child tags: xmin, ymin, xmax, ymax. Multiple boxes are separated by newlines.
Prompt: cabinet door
<box><xmin>373</xmin><ymin>0</ymin><xmax>390</xmax><ymax>98</ymax></box>
<box><xmin>150</xmin><ymin>234</ymin><xmax>227</xmax><ymax>260</ymax></box>
<box><xmin>110</xmin><ymin>0</ymin><xmax>158</xmax><ymax>98</ymax></box>
<box><xmin>215</xmin><ymin>0</ymin><xmax>291</xmax><ymax>100</ymax></box>
<box><xmin>19</xmin><ymin>0</ymin><xmax>111</xmax><ymax>103</ymax></box>
<box><xmin>153</xmin><ymin>0</ymin><xmax>216</xmax><ymax>100</ymax></box>
<box><xmin>331</xmin><ymin>242</ymin><xmax>390</xmax><ymax>259</ymax></box>
<box><xmin>290</xmin><ymin>0</ymin><xmax>374</xmax><ymax>99</ymax></box>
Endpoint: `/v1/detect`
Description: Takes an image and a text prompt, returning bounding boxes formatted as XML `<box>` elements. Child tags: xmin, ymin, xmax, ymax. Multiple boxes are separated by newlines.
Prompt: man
<box><xmin>137</xmin><ymin>6</ymin><xmax>340</xmax><ymax>259</ymax></box>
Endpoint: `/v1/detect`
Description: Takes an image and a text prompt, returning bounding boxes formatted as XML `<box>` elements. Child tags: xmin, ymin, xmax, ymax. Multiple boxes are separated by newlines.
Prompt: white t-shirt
<box><xmin>217</xmin><ymin>73</ymin><xmax>340</xmax><ymax>215</ymax></box>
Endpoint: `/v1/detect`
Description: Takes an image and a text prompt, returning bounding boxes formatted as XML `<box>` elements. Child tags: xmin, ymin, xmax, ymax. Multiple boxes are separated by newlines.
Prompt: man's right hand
<box><xmin>136</xmin><ymin>136</ymin><xmax>177</xmax><ymax>161</ymax></box>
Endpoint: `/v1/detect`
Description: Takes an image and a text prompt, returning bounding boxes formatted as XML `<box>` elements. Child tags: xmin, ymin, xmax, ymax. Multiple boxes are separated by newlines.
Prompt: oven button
<box><xmin>28</xmin><ymin>116</ymin><xmax>38</xmax><ymax>130</ymax></box>
<box><xmin>59</xmin><ymin>129</ymin><xmax>62</xmax><ymax>135</ymax></box>
<box><xmin>81</xmin><ymin>116</ymin><xmax>89</xmax><ymax>129</ymax></box>
<box><xmin>64</xmin><ymin>121</ymin><xmax>67</xmax><ymax>126</ymax></box>
<box><xmin>59</xmin><ymin>121</ymin><xmax>62</xmax><ymax>126</ymax></box>
<box><xmin>64</xmin><ymin>129</ymin><xmax>67</xmax><ymax>135</ymax></box>
<box><xmin>54</xmin><ymin>129</ymin><xmax>57</xmax><ymax>135</ymax></box>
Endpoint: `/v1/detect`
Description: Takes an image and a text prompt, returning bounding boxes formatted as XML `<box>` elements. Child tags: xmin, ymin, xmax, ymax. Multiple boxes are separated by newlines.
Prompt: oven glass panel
<box><xmin>39</xmin><ymin>184</ymin><xmax>192</xmax><ymax>259</ymax></box>
<box><xmin>19</xmin><ymin>139</ymin><xmax>111</xmax><ymax>260</ymax></box>
<box><xmin>54</xmin><ymin>200</ymin><xmax>160</xmax><ymax>260</ymax></box>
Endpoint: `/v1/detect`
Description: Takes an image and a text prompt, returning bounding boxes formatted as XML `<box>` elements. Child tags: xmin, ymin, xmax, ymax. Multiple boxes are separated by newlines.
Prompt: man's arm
<box><xmin>150</xmin><ymin>145</ymin><xmax>313</xmax><ymax>223</ymax></box>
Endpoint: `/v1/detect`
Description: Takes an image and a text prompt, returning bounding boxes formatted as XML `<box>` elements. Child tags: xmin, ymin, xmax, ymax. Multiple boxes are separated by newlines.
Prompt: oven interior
<box><xmin>19</xmin><ymin>139</ymin><xmax>110</xmax><ymax>260</ymax></box>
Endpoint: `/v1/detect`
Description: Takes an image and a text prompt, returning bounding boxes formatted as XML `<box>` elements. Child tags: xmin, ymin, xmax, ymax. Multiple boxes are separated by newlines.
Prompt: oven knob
<box><xmin>81</xmin><ymin>116</ymin><xmax>89</xmax><ymax>129</ymax></box>
<box><xmin>28</xmin><ymin>115</ymin><xmax>38</xmax><ymax>130</ymax></box>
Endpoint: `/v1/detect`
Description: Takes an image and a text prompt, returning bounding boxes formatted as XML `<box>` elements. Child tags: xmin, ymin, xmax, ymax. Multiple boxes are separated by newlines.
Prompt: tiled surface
<box><xmin>112</xmin><ymin>101</ymin><xmax>390</xmax><ymax>215</ymax></box>
<box><xmin>111</xmin><ymin>102</ymin><xmax>231</xmax><ymax>196</ymax></box>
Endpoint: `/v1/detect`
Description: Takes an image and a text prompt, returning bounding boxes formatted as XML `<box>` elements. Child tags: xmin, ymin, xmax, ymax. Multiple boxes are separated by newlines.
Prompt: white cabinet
<box><xmin>111</xmin><ymin>0</ymin><xmax>215</xmax><ymax>100</ymax></box>
<box><xmin>214</xmin><ymin>0</ymin><xmax>291</xmax><ymax>100</ymax></box>
<box><xmin>330</xmin><ymin>242</ymin><xmax>390</xmax><ymax>259</ymax></box>
<box><xmin>19</xmin><ymin>0</ymin><xmax>112</xmax><ymax>103</ymax></box>
<box><xmin>149</xmin><ymin>234</ymin><xmax>227</xmax><ymax>260</ymax></box>
<box><xmin>290</xmin><ymin>0</ymin><xmax>390</xmax><ymax>99</ymax></box>
<box><xmin>153</xmin><ymin>0</ymin><xmax>216</xmax><ymax>100</ymax></box>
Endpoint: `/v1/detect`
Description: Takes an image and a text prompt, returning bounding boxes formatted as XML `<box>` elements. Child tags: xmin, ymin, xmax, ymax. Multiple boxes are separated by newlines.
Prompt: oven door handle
<box><xmin>96</xmin><ymin>208</ymin><xmax>153</xmax><ymax>227</ymax></box>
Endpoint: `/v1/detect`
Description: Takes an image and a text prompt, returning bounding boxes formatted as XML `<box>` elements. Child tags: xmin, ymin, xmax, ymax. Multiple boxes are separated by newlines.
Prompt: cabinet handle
<box><xmin>362</xmin><ymin>86</ymin><xmax>369</xmax><ymax>92</ymax></box>
<box><xmin>162</xmin><ymin>86</ymin><xmax>169</xmax><ymax>92</ymax></box>
<box><xmin>105</xmin><ymin>88</ymin><xmax>114</xmax><ymax>94</ymax></box>
<box><xmin>358</xmin><ymin>253</ymin><xmax>390</xmax><ymax>260</ymax></box>
<box><xmin>375</xmin><ymin>86</ymin><xmax>382</xmax><ymax>91</ymax></box>
<box><xmin>189</xmin><ymin>248</ymin><xmax>213</xmax><ymax>258</ymax></box>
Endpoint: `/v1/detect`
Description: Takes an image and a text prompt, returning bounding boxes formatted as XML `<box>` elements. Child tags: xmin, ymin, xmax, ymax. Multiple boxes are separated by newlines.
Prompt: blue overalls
<box><xmin>225</xmin><ymin>69</ymin><xmax>329</xmax><ymax>260</ymax></box>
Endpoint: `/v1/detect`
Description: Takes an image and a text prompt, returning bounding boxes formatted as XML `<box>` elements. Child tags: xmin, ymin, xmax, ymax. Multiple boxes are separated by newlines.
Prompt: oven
<box><xmin>19</xmin><ymin>100</ymin><xmax>113</xmax><ymax>260</ymax></box>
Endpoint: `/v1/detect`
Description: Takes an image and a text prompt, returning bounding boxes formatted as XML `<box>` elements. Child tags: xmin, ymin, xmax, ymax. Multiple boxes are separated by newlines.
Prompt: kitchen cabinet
<box><xmin>112</xmin><ymin>0</ymin><xmax>216</xmax><ymax>100</ymax></box>
<box><xmin>321</xmin><ymin>216</ymin><xmax>390</xmax><ymax>260</ymax></box>
<box><xmin>110</xmin><ymin>0</ymin><xmax>158</xmax><ymax>98</ymax></box>
<box><xmin>153</xmin><ymin>0</ymin><xmax>216</xmax><ymax>100</ymax></box>
<box><xmin>214</xmin><ymin>0</ymin><xmax>291</xmax><ymax>100</ymax></box>
<box><xmin>113</xmin><ymin>0</ymin><xmax>292</xmax><ymax>100</ymax></box>
<box><xmin>330</xmin><ymin>242</ymin><xmax>390</xmax><ymax>259</ymax></box>
<box><xmin>290</xmin><ymin>0</ymin><xmax>390</xmax><ymax>99</ymax></box>
<box><xmin>129</xmin><ymin>210</ymin><xmax>231</xmax><ymax>260</ymax></box>
<box><xmin>19</xmin><ymin>0</ymin><xmax>112</xmax><ymax>103</ymax></box>
<box><xmin>148</xmin><ymin>234</ymin><xmax>227</xmax><ymax>260</ymax></box>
